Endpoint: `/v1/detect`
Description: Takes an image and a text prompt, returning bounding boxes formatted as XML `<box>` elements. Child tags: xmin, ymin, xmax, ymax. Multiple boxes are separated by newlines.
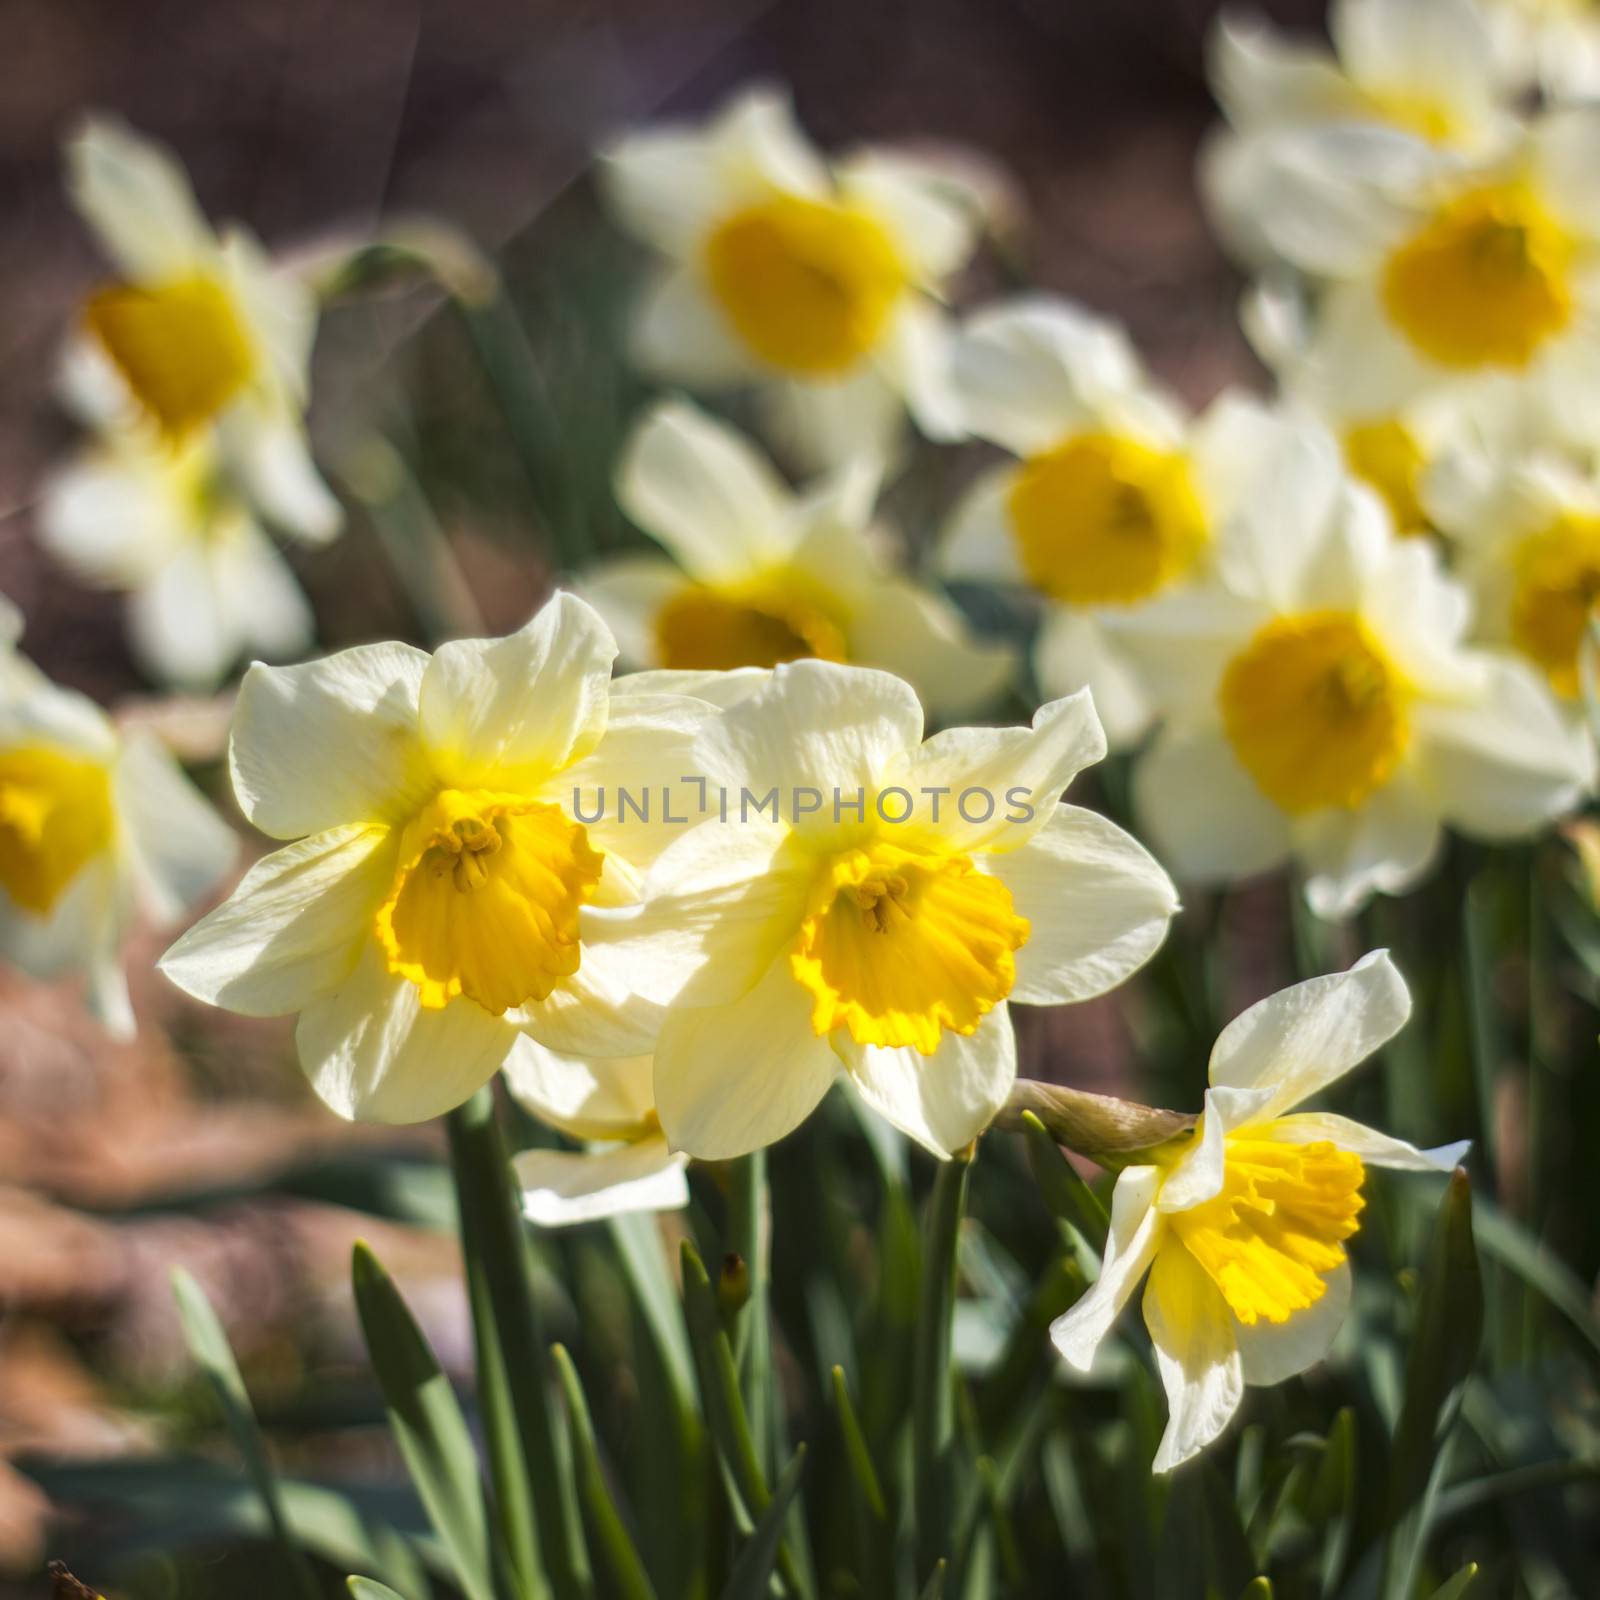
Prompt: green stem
<box><xmin>448</xmin><ymin>1090</ymin><xmax>593</xmax><ymax>1600</ymax></box>
<box><xmin>726</xmin><ymin>1150</ymin><xmax>772</xmax><ymax>1473</ymax></box>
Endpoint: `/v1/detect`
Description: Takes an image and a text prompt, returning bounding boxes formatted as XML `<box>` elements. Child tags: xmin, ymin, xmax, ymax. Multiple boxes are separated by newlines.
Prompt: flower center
<box><xmin>84</xmin><ymin>274</ymin><xmax>257</xmax><ymax>437</ymax></box>
<box><xmin>790</xmin><ymin>839</ymin><xmax>1029</xmax><ymax>1055</ymax></box>
<box><xmin>1006</xmin><ymin>432</ymin><xmax>1208</xmax><ymax>607</ymax></box>
<box><xmin>1380</xmin><ymin>184</ymin><xmax>1574</xmax><ymax>370</ymax></box>
<box><xmin>1509</xmin><ymin>513</ymin><xmax>1600</xmax><ymax>697</ymax></box>
<box><xmin>653</xmin><ymin>576</ymin><xmax>848</xmax><ymax>671</ymax></box>
<box><xmin>1169</xmin><ymin>1134</ymin><xmax>1365</xmax><ymax>1326</ymax></box>
<box><xmin>1219</xmin><ymin>611</ymin><xmax>1412</xmax><ymax>814</ymax></box>
<box><xmin>1343</xmin><ymin>417</ymin><xmax>1429</xmax><ymax>537</ymax></box>
<box><xmin>374</xmin><ymin>789</ymin><xmax>604</xmax><ymax>1015</ymax></box>
<box><xmin>0</xmin><ymin>745</ymin><xmax>114</xmax><ymax>916</ymax></box>
<box><xmin>703</xmin><ymin>194</ymin><xmax>908</xmax><ymax>376</ymax></box>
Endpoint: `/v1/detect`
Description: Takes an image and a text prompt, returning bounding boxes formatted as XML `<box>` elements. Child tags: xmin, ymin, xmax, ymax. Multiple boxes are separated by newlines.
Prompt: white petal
<box><xmin>992</xmin><ymin>803</ymin><xmax>1177</xmax><ymax>1005</ymax></box>
<box><xmin>229</xmin><ymin>642</ymin><xmax>433</xmax><ymax>839</ymax></box>
<box><xmin>631</xmin><ymin>267</ymin><xmax>759</xmax><ymax>387</ymax></box>
<box><xmin>36</xmin><ymin>446</ymin><xmax>178</xmax><ymax>586</ymax></box>
<box><xmin>1132</xmin><ymin>725</ymin><xmax>1292</xmax><ymax>886</ymax></box>
<box><xmin>516</xmin><ymin>1135</ymin><xmax>689</xmax><ymax>1227</ymax></box>
<box><xmin>295</xmin><ymin>942</ymin><xmax>515</xmax><ymax>1123</ymax></box>
<box><xmin>514</xmin><ymin>935</ymin><xmax>665</xmax><ymax>1060</ymax></box>
<box><xmin>419</xmin><ymin>592</ymin><xmax>616</xmax><ymax>789</ymax></box>
<box><xmin>877</xmin><ymin>300</ymin><xmax>965</xmax><ymax>443</ymax></box>
<box><xmin>836</xmin><ymin>151</ymin><xmax>980</xmax><ymax>282</ymax></box>
<box><xmin>849</xmin><ymin>576</ymin><xmax>1013</xmax><ymax>719</ymax></box>
<box><xmin>1415</xmin><ymin>657</ymin><xmax>1595</xmax><ymax>839</ymax></box>
<box><xmin>938</xmin><ymin>465</ymin><xmax>1026</xmax><ymax>584</ymax></box>
<box><xmin>1104</xmin><ymin>585</ymin><xmax>1266</xmax><ymax>724</ymax></box>
<box><xmin>1333</xmin><ymin>0</ymin><xmax>1500</xmax><ymax>111</ymax></box>
<box><xmin>1049</xmin><ymin>1165</ymin><xmax>1163</xmax><ymax>1370</ymax></box>
<box><xmin>760</xmin><ymin>367</ymin><xmax>907</xmax><ymax>475</ymax></box>
<box><xmin>1033</xmin><ymin>609</ymin><xmax>1154</xmax><ymax>750</ymax></box>
<box><xmin>113</xmin><ymin>729</ymin><xmax>237</xmax><ymax>923</ymax></box>
<box><xmin>1299</xmin><ymin>280</ymin><xmax>1438</xmax><ymax>416</ymax></box>
<box><xmin>1235</xmin><ymin>1261</ymin><xmax>1350</xmax><ymax>1387</ymax></box>
<box><xmin>1143</xmin><ymin>1246</ymin><xmax>1245</xmax><ymax>1473</ymax></box>
<box><xmin>616</xmin><ymin>399</ymin><xmax>795</xmax><ymax>580</ymax></box>
<box><xmin>0</xmin><ymin>852</ymin><xmax>122</xmax><ymax>984</ymax></box>
<box><xmin>888</xmin><ymin>689</ymin><xmax>1107</xmax><ymax>856</ymax></box>
<box><xmin>1208</xmin><ymin>949</ymin><xmax>1411</xmax><ymax>1118</ymax></box>
<box><xmin>578</xmin><ymin>556</ymin><xmax>687</xmax><ymax>668</ymax></box>
<box><xmin>158</xmin><ymin>825</ymin><xmax>393</xmax><ymax>1016</ymax></box>
<box><xmin>125</xmin><ymin>547</ymin><xmax>237</xmax><ymax>690</ymax></box>
<box><xmin>692</xmin><ymin>658</ymin><xmax>925</xmax><ymax>806</ymax></box>
<box><xmin>222</xmin><ymin>409</ymin><xmax>343</xmax><ymax>543</ymax></box>
<box><xmin>597</xmin><ymin>130</ymin><xmax>732</xmax><ymax>259</ymax></box>
<box><xmin>502</xmin><ymin>1036</ymin><xmax>657</xmax><ymax>1138</ymax></box>
<box><xmin>1207</xmin><ymin>13</ymin><xmax>1358</xmax><ymax>129</ymax></box>
<box><xmin>839</xmin><ymin>1003</ymin><xmax>1016</xmax><ymax>1159</ymax></box>
<box><xmin>1157</xmin><ymin>1085</ymin><xmax>1277</xmax><ymax>1213</ymax></box>
<box><xmin>611</xmin><ymin>666</ymin><xmax>770</xmax><ymax>710</ymax></box>
<box><xmin>1292</xmin><ymin>771</ymin><xmax>1443</xmax><ymax>921</ymax></box>
<box><xmin>652</xmin><ymin>952</ymin><xmax>838</xmax><ymax>1159</ymax></box>
<box><xmin>1262</xmin><ymin>1112</ymin><xmax>1469</xmax><ymax>1172</ymax></box>
<box><xmin>65</xmin><ymin>115</ymin><xmax>214</xmax><ymax>280</ymax></box>
<box><xmin>1532</xmin><ymin>107</ymin><xmax>1600</xmax><ymax>235</ymax></box>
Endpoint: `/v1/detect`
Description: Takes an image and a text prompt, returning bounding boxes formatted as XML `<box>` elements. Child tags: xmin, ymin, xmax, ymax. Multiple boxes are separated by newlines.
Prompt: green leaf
<box><xmin>1238</xmin><ymin>1582</ymin><xmax>1273</xmax><ymax>1600</ymax></box>
<box><xmin>1472</xmin><ymin>1197</ymin><xmax>1600</xmax><ymax>1366</ymax></box>
<box><xmin>1428</xmin><ymin>1563</ymin><xmax>1479</xmax><ymax>1599</ymax></box>
<box><xmin>829</xmin><ymin>1366</ymin><xmax>887</xmax><ymax>1521</ymax></box>
<box><xmin>170</xmin><ymin>1268</ymin><xmax>321</xmax><ymax>1600</ymax></box>
<box><xmin>348</xmin><ymin>1581</ymin><xmax>410</xmax><ymax>1600</ymax></box>
<box><xmin>351</xmin><ymin>1241</ymin><xmax>499</xmax><ymax>1600</ymax></box>
<box><xmin>720</xmin><ymin>1446</ymin><xmax>808</xmax><ymax>1600</ymax></box>
<box><xmin>1020</xmin><ymin>1112</ymin><xmax>1109</xmax><ymax>1251</ymax></box>
<box><xmin>1308</xmin><ymin>1407</ymin><xmax>1356</xmax><ymax>1598</ymax></box>
<box><xmin>1384</xmin><ymin>1170</ymin><xmax>1484</xmax><ymax>1599</ymax></box>
<box><xmin>917</xmin><ymin>1559</ymin><xmax>947</xmax><ymax>1600</ymax></box>
<box><xmin>552</xmin><ymin>1344</ymin><xmax>659</xmax><ymax>1600</ymax></box>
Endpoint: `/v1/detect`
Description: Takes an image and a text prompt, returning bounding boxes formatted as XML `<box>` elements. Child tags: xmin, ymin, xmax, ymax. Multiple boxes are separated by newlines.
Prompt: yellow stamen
<box><xmin>0</xmin><ymin>745</ymin><xmax>114</xmax><ymax>916</ymax></box>
<box><xmin>375</xmin><ymin>789</ymin><xmax>603</xmax><ymax>1014</ymax></box>
<box><xmin>654</xmin><ymin>575</ymin><xmax>848</xmax><ymax>671</ymax></box>
<box><xmin>1343</xmin><ymin>418</ymin><xmax>1430</xmax><ymax>537</ymax></box>
<box><xmin>84</xmin><ymin>274</ymin><xmax>256</xmax><ymax>436</ymax></box>
<box><xmin>790</xmin><ymin>840</ymin><xmax>1029</xmax><ymax>1054</ymax></box>
<box><xmin>1219</xmin><ymin>611</ymin><xmax>1411</xmax><ymax>814</ymax></box>
<box><xmin>1380</xmin><ymin>184</ymin><xmax>1574</xmax><ymax>370</ymax></box>
<box><xmin>1007</xmin><ymin>432</ymin><xmax>1208</xmax><ymax>606</ymax></box>
<box><xmin>1169</xmin><ymin>1134</ymin><xmax>1365</xmax><ymax>1326</ymax></box>
<box><xmin>1509</xmin><ymin>513</ymin><xmax>1600</xmax><ymax>697</ymax></box>
<box><xmin>704</xmin><ymin>194</ymin><xmax>908</xmax><ymax>375</ymax></box>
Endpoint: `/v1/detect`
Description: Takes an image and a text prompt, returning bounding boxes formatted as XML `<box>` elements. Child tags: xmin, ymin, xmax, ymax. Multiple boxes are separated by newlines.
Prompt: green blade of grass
<box><xmin>720</xmin><ymin>1446</ymin><xmax>808</xmax><ymax>1600</ymax></box>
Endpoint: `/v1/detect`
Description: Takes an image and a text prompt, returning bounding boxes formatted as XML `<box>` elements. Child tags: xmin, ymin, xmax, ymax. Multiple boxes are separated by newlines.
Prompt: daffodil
<box><xmin>599</xmin><ymin>86</ymin><xmax>980</xmax><ymax>469</ymax></box>
<box><xmin>1052</xmin><ymin>951</ymin><xmax>1467</xmax><ymax>1473</ymax></box>
<box><xmin>583</xmin><ymin>398</ymin><xmax>1009</xmax><ymax>717</ymax></box>
<box><xmin>1227</xmin><ymin>107</ymin><xmax>1600</xmax><ymax>445</ymax></box>
<box><xmin>61</xmin><ymin>115</ymin><xmax>340</xmax><ymax>542</ymax></box>
<box><xmin>39</xmin><ymin>425</ymin><xmax>321</xmax><ymax>689</ymax></box>
<box><xmin>159</xmin><ymin>595</ymin><xmax>714</xmax><ymax>1123</ymax></box>
<box><xmin>1481</xmin><ymin>0</ymin><xmax>1600</xmax><ymax>100</ymax></box>
<box><xmin>1202</xmin><ymin>0</ymin><xmax>1517</xmax><ymax>267</ymax></box>
<box><xmin>939</xmin><ymin>297</ymin><xmax>1332</xmax><ymax>746</ymax></box>
<box><xmin>1114</xmin><ymin>422</ymin><xmax>1593</xmax><ymax>917</ymax></box>
<box><xmin>0</xmin><ymin>599</ymin><xmax>236</xmax><ymax>1036</ymax></box>
<box><xmin>505</xmin><ymin>1044</ymin><xmax>687</xmax><ymax>1226</ymax></box>
<box><xmin>589</xmin><ymin>659</ymin><xmax>1179</xmax><ymax>1159</ymax></box>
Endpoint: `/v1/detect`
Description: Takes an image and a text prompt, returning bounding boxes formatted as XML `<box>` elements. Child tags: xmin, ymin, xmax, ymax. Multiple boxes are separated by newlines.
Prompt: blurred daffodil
<box><xmin>1481</xmin><ymin>0</ymin><xmax>1600</xmax><ymax>101</ymax></box>
<box><xmin>599</xmin><ymin>86</ymin><xmax>981</xmax><ymax>469</ymax></box>
<box><xmin>584</xmin><ymin>398</ymin><xmax>1010</xmax><ymax>717</ymax></box>
<box><xmin>940</xmin><ymin>299</ymin><xmax>1332</xmax><ymax>746</ymax></box>
<box><xmin>1115</xmin><ymin>422</ymin><xmax>1592</xmax><ymax>917</ymax></box>
<box><xmin>0</xmin><ymin>600</ymin><xmax>235</xmax><ymax>1036</ymax></box>
<box><xmin>1052</xmin><ymin>951</ymin><xmax>1467</xmax><ymax>1473</ymax></box>
<box><xmin>505</xmin><ymin>1044</ymin><xmax>687</xmax><ymax>1226</ymax></box>
<box><xmin>62</xmin><ymin>115</ymin><xmax>340</xmax><ymax>542</ymax></box>
<box><xmin>39</xmin><ymin>426</ymin><xmax>322</xmax><ymax>688</ymax></box>
<box><xmin>593</xmin><ymin>660</ymin><xmax>1178</xmax><ymax>1160</ymax></box>
<box><xmin>160</xmin><ymin>595</ymin><xmax>715</xmax><ymax>1123</ymax></box>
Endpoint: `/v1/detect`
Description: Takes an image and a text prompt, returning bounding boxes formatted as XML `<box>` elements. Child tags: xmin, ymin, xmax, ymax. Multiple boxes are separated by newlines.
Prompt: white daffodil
<box><xmin>1425</xmin><ymin>438</ymin><xmax>1600</xmax><ymax>703</ymax></box>
<box><xmin>1202</xmin><ymin>0</ymin><xmax>1517</xmax><ymax>267</ymax></box>
<box><xmin>1481</xmin><ymin>0</ymin><xmax>1600</xmax><ymax>101</ymax></box>
<box><xmin>599</xmin><ymin>86</ymin><xmax>981</xmax><ymax>470</ymax></box>
<box><xmin>1232</xmin><ymin>107</ymin><xmax>1600</xmax><ymax>447</ymax></box>
<box><xmin>584</xmin><ymin>398</ymin><xmax>1010</xmax><ymax>718</ymax></box>
<box><xmin>939</xmin><ymin>297</ymin><xmax>1331</xmax><ymax>746</ymax></box>
<box><xmin>589</xmin><ymin>659</ymin><xmax>1179</xmax><ymax>1160</ymax></box>
<box><xmin>159</xmin><ymin>594</ymin><xmax>715</xmax><ymax>1123</ymax></box>
<box><xmin>1052</xmin><ymin>951</ymin><xmax>1467</xmax><ymax>1473</ymax></box>
<box><xmin>0</xmin><ymin>601</ymin><xmax>235</xmax><ymax>1036</ymax></box>
<box><xmin>38</xmin><ymin>426</ymin><xmax>317</xmax><ymax>689</ymax></box>
<box><xmin>505</xmin><ymin>1044</ymin><xmax>687</xmax><ymax>1226</ymax></box>
<box><xmin>61</xmin><ymin>115</ymin><xmax>340</xmax><ymax>542</ymax></box>
<box><xmin>1114</xmin><ymin>422</ymin><xmax>1593</xmax><ymax>918</ymax></box>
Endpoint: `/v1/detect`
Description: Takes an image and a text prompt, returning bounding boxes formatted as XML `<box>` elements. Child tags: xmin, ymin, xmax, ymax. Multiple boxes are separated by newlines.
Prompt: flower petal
<box><xmin>631</xmin><ymin>267</ymin><xmax>760</xmax><ymax>386</ymax></box>
<box><xmin>1235</xmin><ymin>1261</ymin><xmax>1351</xmax><ymax>1387</ymax></box>
<box><xmin>652</xmin><ymin>951</ymin><xmax>838</xmax><ymax>1159</ymax></box>
<box><xmin>419</xmin><ymin>592</ymin><xmax>616</xmax><ymax>789</ymax></box>
<box><xmin>1157</xmin><ymin>1086</ymin><xmax>1277</xmax><ymax>1213</ymax></box>
<box><xmin>230</xmin><ymin>642</ymin><xmax>433</xmax><ymax>839</ymax></box>
<box><xmin>938</xmin><ymin>464</ymin><xmax>1026</xmax><ymax>584</ymax></box>
<box><xmin>1208</xmin><ymin>949</ymin><xmax>1411</xmax><ymax>1118</ymax></box>
<box><xmin>1050</xmin><ymin>1164</ymin><xmax>1163</xmax><ymax>1370</ymax></box>
<box><xmin>578</xmin><ymin>556</ymin><xmax>687</xmax><ymax>668</ymax></box>
<box><xmin>992</xmin><ymin>803</ymin><xmax>1176</xmax><ymax>1005</ymax></box>
<box><xmin>1034</xmin><ymin>609</ymin><xmax>1154</xmax><ymax>750</ymax></box>
<box><xmin>1261</xmin><ymin>1112</ymin><xmax>1469</xmax><ymax>1172</ymax></box>
<box><xmin>501</xmin><ymin>1037</ymin><xmax>657</xmax><ymax>1139</ymax></box>
<box><xmin>838</xmin><ymin>1003</ymin><xmax>1016</xmax><ymax>1159</ymax></box>
<box><xmin>515</xmin><ymin>1135</ymin><xmax>689</xmax><ymax>1227</ymax></box>
<box><xmin>158</xmin><ymin>825</ymin><xmax>394</xmax><ymax>1016</ymax></box>
<box><xmin>1143</xmin><ymin>1244</ymin><xmax>1244</xmax><ymax>1473</ymax></box>
<box><xmin>1292</xmin><ymin>771</ymin><xmax>1442</xmax><ymax>921</ymax></box>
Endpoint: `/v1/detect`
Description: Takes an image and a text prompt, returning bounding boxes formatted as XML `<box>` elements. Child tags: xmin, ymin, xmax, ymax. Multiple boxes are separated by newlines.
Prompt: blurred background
<box><xmin>0</xmin><ymin>0</ymin><xmax>1416</xmax><ymax>1591</ymax></box>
